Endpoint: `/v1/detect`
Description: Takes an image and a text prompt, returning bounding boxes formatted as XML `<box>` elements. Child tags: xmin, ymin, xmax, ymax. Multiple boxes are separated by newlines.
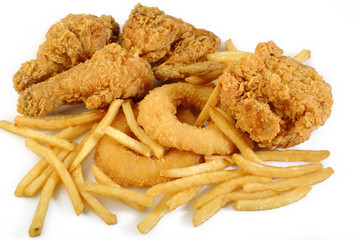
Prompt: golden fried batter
<box><xmin>218</xmin><ymin>41</ymin><xmax>333</xmax><ymax>149</ymax></box>
<box><xmin>13</xmin><ymin>14</ymin><xmax>119</xmax><ymax>93</ymax></box>
<box><xmin>121</xmin><ymin>4</ymin><xmax>221</xmax><ymax>81</ymax></box>
<box><xmin>17</xmin><ymin>44</ymin><xmax>154</xmax><ymax>116</ymax></box>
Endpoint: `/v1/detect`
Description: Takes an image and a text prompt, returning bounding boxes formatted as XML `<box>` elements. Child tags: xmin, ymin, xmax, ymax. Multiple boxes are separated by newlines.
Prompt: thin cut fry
<box><xmin>225</xmin><ymin>39</ymin><xmax>238</xmax><ymax>51</ymax></box>
<box><xmin>233</xmin><ymin>185</ymin><xmax>311</xmax><ymax>211</ymax></box>
<box><xmin>91</xmin><ymin>165</ymin><xmax>146</xmax><ymax>211</ymax></box>
<box><xmin>137</xmin><ymin>192</ymin><xmax>176</xmax><ymax>234</ymax></box>
<box><xmin>0</xmin><ymin>120</ymin><xmax>74</xmax><ymax>151</ymax></box>
<box><xmin>233</xmin><ymin>154</ymin><xmax>323</xmax><ymax>178</ymax></box>
<box><xmin>160</xmin><ymin>158</ymin><xmax>232</xmax><ymax>178</ymax></box>
<box><xmin>193</xmin><ymin>189</ymin><xmax>278</xmax><ymax>227</ymax></box>
<box><xmin>194</xmin><ymin>85</ymin><xmax>220</xmax><ymax>127</ymax></box>
<box><xmin>104</xmin><ymin>126</ymin><xmax>152</xmax><ymax>157</ymax></box>
<box><xmin>208</xmin><ymin>107</ymin><xmax>264</xmax><ymax>164</ymax></box>
<box><xmin>146</xmin><ymin>169</ymin><xmax>247</xmax><ymax>196</ymax></box>
<box><xmin>85</xmin><ymin>181</ymin><xmax>154</xmax><ymax>207</ymax></box>
<box><xmin>207</xmin><ymin>51</ymin><xmax>251</xmax><ymax>63</ymax></box>
<box><xmin>243</xmin><ymin>167</ymin><xmax>334</xmax><ymax>193</ymax></box>
<box><xmin>192</xmin><ymin>175</ymin><xmax>272</xmax><ymax>209</ymax></box>
<box><xmin>23</xmin><ymin>148</ymin><xmax>71</xmax><ymax>197</ymax></box>
<box><xmin>25</xmin><ymin>140</ymin><xmax>84</xmax><ymax>215</ymax></box>
<box><xmin>255</xmin><ymin>150</ymin><xmax>330</xmax><ymax>162</ymax></box>
<box><xmin>293</xmin><ymin>49</ymin><xmax>311</xmax><ymax>63</ymax></box>
<box><xmin>185</xmin><ymin>69</ymin><xmax>224</xmax><ymax>85</ymax></box>
<box><xmin>167</xmin><ymin>186</ymin><xmax>202</xmax><ymax>211</ymax></box>
<box><xmin>28</xmin><ymin>167</ymin><xmax>59</xmax><ymax>237</ymax></box>
<box><xmin>15</xmin><ymin>110</ymin><xmax>104</xmax><ymax>130</ymax></box>
<box><xmin>70</xmin><ymin>99</ymin><xmax>123</xmax><ymax>171</ymax></box>
<box><xmin>72</xmin><ymin>166</ymin><xmax>117</xmax><ymax>225</ymax></box>
<box><xmin>122</xmin><ymin>101</ymin><xmax>164</xmax><ymax>159</ymax></box>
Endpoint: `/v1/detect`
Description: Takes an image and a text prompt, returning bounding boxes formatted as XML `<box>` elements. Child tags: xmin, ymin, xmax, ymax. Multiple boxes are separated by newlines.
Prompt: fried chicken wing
<box><xmin>121</xmin><ymin>4</ymin><xmax>221</xmax><ymax>81</ymax></box>
<box><xmin>13</xmin><ymin>14</ymin><xmax>120</xmax><ymax>93</ymax></box>
<box><xmin>218</xmin><ymin>41</ymin><xmax>333</xmax><ymax>149</ymax></box>
<box><xmin>17</xmin><ymin>44</ymin><xmax>154</xmax><ymax>116</ymax></box>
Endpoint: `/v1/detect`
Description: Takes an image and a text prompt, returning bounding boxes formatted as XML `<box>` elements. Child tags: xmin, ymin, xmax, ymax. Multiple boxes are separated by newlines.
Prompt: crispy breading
<box><xmin>13</xmin><ymin>14</ymin><xmax>119</xmax><ymax>93</ymax></box>
<box><xmin>218</xmin><ymin>41</ymin><xmax>333</xmax><ymax>148</ymax></box>
<box><xmin>121</xmin><ymin>4</ymin><xmax>221</xmax><ymax>81</ymax></box>
<box><xmin>17</xmin><ymin>44</ymin><xmax>154</xmax><ymax>116</ymax></box>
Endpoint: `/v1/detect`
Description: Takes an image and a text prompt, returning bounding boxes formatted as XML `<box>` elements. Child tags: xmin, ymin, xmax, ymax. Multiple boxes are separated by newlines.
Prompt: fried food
<box><xmin>121</xmin><ymin>4</ymin><xmax>222</xmax><ymax>81</ymax></box>
<box><xmin>13</xmin><ymin>14</ymin><xmax>120</xmax><ymax>93</ymax></box>
<box><xmin>137</xmin><ymin>82</ymin><xmax>236</xmax><ymax>155</ymax></box>
<box><xmin>218</xmin><ymin>40</ymin><xmax>333</xmax><ymax>148</ymax></box>
<box><xmin>94</xmin><ymin>110</ymin><xmax>201</xmax><ymax>188</ymax></box>
<box><xmin>17</xmin><ymin>44</ymin><xmax>154</xmax><ymax>116</ymax></box>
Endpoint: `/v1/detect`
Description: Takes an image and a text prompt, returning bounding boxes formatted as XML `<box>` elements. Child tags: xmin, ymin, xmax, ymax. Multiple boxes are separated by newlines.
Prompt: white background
<box><xmin>0</xmin><ymin>0</ymin><xmax>360</xmax><ymax>239</ymax></box>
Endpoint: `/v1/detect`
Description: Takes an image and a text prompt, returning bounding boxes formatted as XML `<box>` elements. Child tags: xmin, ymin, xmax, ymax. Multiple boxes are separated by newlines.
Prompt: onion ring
<box><xmin>94</xmin><ymin>110</ymin><xmax>201</xmax><ymax>188</ymax></box>
<box><xmin>137</xmin><ymin>82</ymin><xmax>236</xmax><ymax>155</ymax></box>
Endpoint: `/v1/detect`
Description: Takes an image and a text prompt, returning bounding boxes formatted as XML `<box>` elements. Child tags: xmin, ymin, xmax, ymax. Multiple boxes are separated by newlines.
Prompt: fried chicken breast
<box><xmin>121</xmin><ymin>4</ymin><xmax>222</xmax><ymax>81</ymax></box>
<box><xmin>17</xmin><ymin>43</ymin><xmax>154</xmax><ymax>116</ymax></box>
<box><xmin>218</xmin><ymin>41</ymin><xmax>333</xmax><ymax>149</ymax></box>
<box><xmin>13</xmin><ymin>14</ymin><xmax>120</xmax><ymax>93</ymax></box>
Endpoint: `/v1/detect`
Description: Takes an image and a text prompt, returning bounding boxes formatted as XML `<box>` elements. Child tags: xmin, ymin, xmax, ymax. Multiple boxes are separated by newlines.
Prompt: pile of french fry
<box><xmin>0</xmin><ymin>40</ymin><xmax>332</xmax><ymax>237</ymax></box>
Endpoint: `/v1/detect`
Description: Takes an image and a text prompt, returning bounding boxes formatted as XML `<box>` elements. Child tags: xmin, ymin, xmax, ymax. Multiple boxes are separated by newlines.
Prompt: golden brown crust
<box><xmin>218</xmin><ymin>41</ymin><xmax>333</xmax><ymax>148</ymax></box>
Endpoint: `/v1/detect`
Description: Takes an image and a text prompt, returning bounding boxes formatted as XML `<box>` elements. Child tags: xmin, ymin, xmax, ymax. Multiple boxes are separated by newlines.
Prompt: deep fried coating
<box><xmin>137</xmin><ymin>82</ymin><xmax>236</xmax><ymax>155</ymax></box>
<box><xmin>94</xmin><ymin>111</ymin><xmax>201</xmax><ymax>188</ymax></box>
<box><xmin>121</xmin><ymin>4</ymin><xmax>221</xmax><ymax>81</ymax></box>
<box><xmin>17</xmin><ymin>44</ymin><xmax>154</xmax><ymax>116</ymax></box>
<box><xmin>13</xmin><ymin>14</ymin><xmax>120</xmax><ymax>93</ymax></box>
<box><xmin>218</xmin><ymin>41</ymin><xmax>333</xmax><ymax>149</ymax></box>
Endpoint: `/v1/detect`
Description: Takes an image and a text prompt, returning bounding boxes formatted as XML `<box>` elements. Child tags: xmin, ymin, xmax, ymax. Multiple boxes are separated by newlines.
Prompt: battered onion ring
<box><xmin>94</xmin><ymin>110</ymin><xmax>201</xmax><ymax>188</ymax></box>
<box><xmin>137</xmin><ymin>82</ymin><xmax>236</xmax><ymax>155</ymax></box>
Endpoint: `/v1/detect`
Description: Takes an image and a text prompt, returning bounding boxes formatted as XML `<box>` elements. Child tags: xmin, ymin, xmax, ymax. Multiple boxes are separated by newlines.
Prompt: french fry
<box><xmin>233</xmin><ymin>154</ymin><xmax>323</xmax><ymax>178</ymax></box>
<box><xmin>192</xmin><ymin>175</ymin><xmax>272</xmax><ymax>209</ymax></box>
<box><xmin>91</xmin><ymin>165</ymin><xmax>146</xmax><ymax>211</ymax></box>
<box><xmin>104</xmin><ymin>126</ymin><xmax>152</xmax><ymax>157</ymax></box>
<box><xmin>204</xmin><ymin>155</ymin><xmax>234</xmax><ymax>163</ymax></box>
<box><xmin>122</xmin><ymin>101</ymin><xmax>164</xmax><ymax>158</ymax></box>
<box><xmin>14</xmin><ymin>110</ymin><xmax>104</xmax><ymax>130</ymax></box>
<box><xmin>194</xmin><ymin>85</ymin><xmax>220</xmax><ymax>127</ymax></box>
<box><xmin>214</xmin><ymin>107</ymin><xmax>254</xmax><ymax>149</ymax></box>
<box><xmin>224</xmin><ymin>39</ymin><xmax>238</xmax><ymax>51</ymax></box>
<box><xmin>84</xmin><ymin>182</ymin><xmax>154</xmax><ymax>207</ymax></box>
<box><xmin>233</xmin><ymin>185</ymin><xmax>311</xmax><ymax>211</ymax></box>
<box><xmin>185</xmin><ymin>69</ymin><xmax>224</xmax><ymax>85</ymax></box>
<box><xmin>23</xmin><ymin>148</ymin><xmax>71</xmax><ymax>197</ymax></box>
<box><xmin>160</xmin><ymin>158</ymin><xmax>233</xmax><ymax>178</ymax></box>
<box><xmin>167</xmin><ymin>186</ymin><xmax>202</xmax><ymax>211</ymax></box>
<box><xmin>193</xmin><ymin>189</ymin><xmax>278</xmax><ymax>227</ymax></box>
<box><xmin>25</xmin><ymin>140</ymin><xmax>84</xmax><ymax>215</ymax></box>
<box><xmin>208</xmin><ymin>107</ymin><xmax>264</xmax><ymax>164</ymax></box>
<box><xmin>243</xmin><ymin>167</ymin><xmax>334</xmax><ymax>193</ymax></box>
<box><xmin>15</xmin><ymin>124</ymin><xmax>93</xmax><ymax>197</ymax></box>
<box><xmin>70</xmin><ymin>99</ymin><xmax>123</xmax><ymax>171</ymax></box>
<box><xmin>207</xmin><ymin>51</ymin><xmax>251</xmax><ymax>63</ymax></box>
<box><xmin>293</xmin><ymin>49</ymin><xmax>311</xmax><ymax>63</ymax></box>
<box><xmin>255</xmin><ymin>150</ymin><xmax>330</xmax><ymax>162</ymax></box>
<box><xmin>146</xmin><ymin>169</ymin><xmax>247</xmax><ymax>196</ymax></box>
<box><xmin>137</xmin><ymin>192</ymin><xmax>176</xmax><ymax>234</ymax></box>
<box><xmin>72</xmin><ymin>166</ymin><xmax>117</xmax><ymax>225</ymax></box>
<box><xmin>0</xmin><ymin>120</ymin><xmax>74</xmax><ymax>151</ymax></box>
<box><xmin>28</xmin><ymin>167</ymin><xmax>60</xmax><ymax>237</ymax></box>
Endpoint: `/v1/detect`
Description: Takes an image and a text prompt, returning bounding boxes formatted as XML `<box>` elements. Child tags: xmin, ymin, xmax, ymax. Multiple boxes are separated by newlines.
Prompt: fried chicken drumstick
<box><xmin>121</xmin><ymin>4</ymin><xmax>224</xmax><ymax>81</ymax></box>
<box><xmin>218</xmin><ymin>41</ymin><xmax>333</xmax><ymax>149</ymax></box>
<box><xmin>17</xmin><ymin>44</ymin><xmax>154</xmax><ymax>116</ymax></box>
<box><xmin>13</xmin><ymin>14</ymin><xmax>120</xmax><ymax>93</ymax></box>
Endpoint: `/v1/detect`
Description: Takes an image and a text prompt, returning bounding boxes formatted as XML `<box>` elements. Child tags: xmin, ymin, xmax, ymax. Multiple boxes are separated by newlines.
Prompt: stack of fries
<box><xmin>0</xmin><ymin>40</ymin><xmax>332</xmax><ymax>237</ymax></box>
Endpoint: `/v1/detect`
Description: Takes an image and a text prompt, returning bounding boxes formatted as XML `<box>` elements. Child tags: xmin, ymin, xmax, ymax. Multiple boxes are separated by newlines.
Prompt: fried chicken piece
<box><xmin>13</xmin><ymin>14</ymin><xmax>120</xmax><ymax>93</ymax></box>
<box><xmin>121</xmin><ymin>4</ymin><xmax>222</xmax><ymax>81</ymax></box>
<box><xmin>218</xmin><ymin>41</ymin><xmax>333</xmax><ymax>149</ymax></box>
<box><xmin>17</xmin><ymin>43</ymin><xmax>154</xmax><ymax>116</ymax></box>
